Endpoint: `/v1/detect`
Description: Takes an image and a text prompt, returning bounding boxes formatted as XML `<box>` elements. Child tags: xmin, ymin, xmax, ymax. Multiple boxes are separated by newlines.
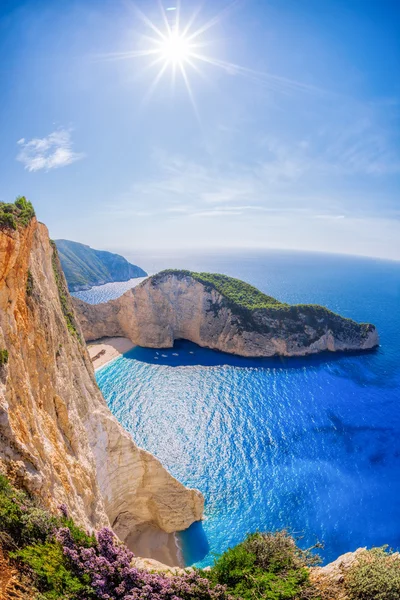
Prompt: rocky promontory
<box><xmin>73</xmin><ymin>269</ymin><xmax>379</xmax><ymax>357</ymax></box>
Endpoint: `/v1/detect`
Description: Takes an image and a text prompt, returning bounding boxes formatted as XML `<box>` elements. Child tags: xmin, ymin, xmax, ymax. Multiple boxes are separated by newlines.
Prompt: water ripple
<box><xmin>95</xmin><ymin>254</ymin><xmax>400</xmax><ymax>567</ymax></box>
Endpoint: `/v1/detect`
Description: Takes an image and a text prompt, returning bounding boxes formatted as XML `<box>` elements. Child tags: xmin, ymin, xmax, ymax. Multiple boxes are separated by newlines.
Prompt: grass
<box><xmin>0</xmin><ymin>197</ymin><xmax>35</xmax><ymax>231</ymax></box>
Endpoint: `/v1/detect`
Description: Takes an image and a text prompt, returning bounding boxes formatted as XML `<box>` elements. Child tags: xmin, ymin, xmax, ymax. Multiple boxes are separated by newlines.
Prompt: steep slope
<box><xmin>55</xmin><ymin>239</ymin><xmax>147</xmax><ymax>292</ymax></box>
<box><xmin>0</xmin><ymin>219</ymin><xmax>203</xmax><ymax>554</ymax></box>
<box><xmin>73</xmin><ymin>269</ymin><xmax>378</xmax><ymax>357</ymax></box>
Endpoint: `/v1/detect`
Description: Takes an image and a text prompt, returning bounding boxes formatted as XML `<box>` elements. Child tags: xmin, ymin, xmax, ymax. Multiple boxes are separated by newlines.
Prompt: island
<box><xmin>73</xmin><ymin>269</ymin><xmax>379</xmax><ymax>357</ymax></box>
<box><xmin>55</xmin><ymin>238</ymin><xmax>147</xmax><ymax>291</ymax></box>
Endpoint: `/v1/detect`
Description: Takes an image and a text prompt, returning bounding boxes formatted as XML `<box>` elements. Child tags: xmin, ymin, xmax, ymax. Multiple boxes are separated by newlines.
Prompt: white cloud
<box><xmin>16</xmin><ymin>128</ymin><xmax>85</xmax><ymax>172</ymax></box>
<box><xmin>313</xmin><ymin>214</ymin><xmax>345</xmax><ymax>220</ymax></box>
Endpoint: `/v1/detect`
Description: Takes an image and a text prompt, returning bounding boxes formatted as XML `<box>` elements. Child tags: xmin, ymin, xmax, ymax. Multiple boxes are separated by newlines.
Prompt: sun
<box><xmin>159</xmin><ymin>30</ymin><xmax>193</xmax><ymax>66</ymax></box>
<box><xmin>98</xmin><ymin>3</ymin><xmax>315</xmax><ymax>117</ymax></box>
<box><xmin>100</xmin><ymin>3</ymin><xmax>246</xmax><ymax>115</ymax></box>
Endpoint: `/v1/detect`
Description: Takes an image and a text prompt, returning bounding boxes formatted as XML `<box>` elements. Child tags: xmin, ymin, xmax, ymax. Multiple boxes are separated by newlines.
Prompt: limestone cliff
<box><xmin>0</xmin><ymin>222</ymin><xmax>203</xmax><ymax>549</ymax></box>
<box><xmin>73</xmin><ymin>270</ymin><xmax>378</xmax><ymax>357</ymax></box>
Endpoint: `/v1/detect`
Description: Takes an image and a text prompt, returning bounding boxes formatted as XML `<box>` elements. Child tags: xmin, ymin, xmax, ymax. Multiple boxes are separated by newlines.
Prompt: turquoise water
<box><xmin>94</xmin><ymin>251</ymin><xmax>400</xmax><ymax>567</ymax></box>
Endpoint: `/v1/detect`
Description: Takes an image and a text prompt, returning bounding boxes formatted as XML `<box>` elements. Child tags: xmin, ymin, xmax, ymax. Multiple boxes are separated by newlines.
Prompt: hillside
<box><xmin>55</xmin><ymin>239</ymin><xmax>147</xmax><ymax>292</ymax></box>
<box><xmin>73</xmin><ymin>269</ymin><xmax>378</xmax><ymax>357</ymax></box>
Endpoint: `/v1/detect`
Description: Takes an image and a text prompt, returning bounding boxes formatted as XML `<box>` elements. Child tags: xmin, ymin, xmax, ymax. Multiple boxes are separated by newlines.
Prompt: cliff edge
<box><xmin>0</xmin><ymin>218</ymin><xmax>203</xmax><ymax>554</ymax></box>
<box><xmin>73</xmin><ymin>269</ymin><xmax>378</xmax><ymax>357</ymax></box>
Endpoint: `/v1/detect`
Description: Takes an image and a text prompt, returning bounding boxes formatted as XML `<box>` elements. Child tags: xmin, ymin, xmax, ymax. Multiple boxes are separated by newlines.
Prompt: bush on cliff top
<box><xmin>344</xmin><ymin>546</ymin><xmax>400</xmax><ymax>600</ymax></box>
<box><xmin>0</xmin><ymin>196</ymin><xmax>35</xmax><ymax>230</ymax></box>
<box><xmin>203</xmin><ymin>531</ymin><xmax>322</xmax><ymax>599</ymax></box>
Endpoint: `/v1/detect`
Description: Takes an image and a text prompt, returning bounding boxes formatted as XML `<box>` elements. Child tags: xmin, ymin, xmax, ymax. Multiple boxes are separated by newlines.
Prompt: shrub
<box><xmin>1</xmin><ymin>475</ymin><xmax>230</xmax><ymax>599</ymax></box>
<box><xmin>56</xmin><ymin>526</ymin><xmax>231</xmax><ymax>600</ymax></box>
<box><xmin>0</xmin><ymin>197</ymin><xmax>35</xmax><ymax>230</ymax></box>
<box><xmin>14</xmin><ymin>541</ymin><xmax>93</xmax><ymax>600</ymax></box>
<box><xmin>14</xmin><ymin>195</ymin><xmax>35</xmax><ymax>226</ymax></box>
<box><xmin>344</xmin><ymin>547</ymin><xmax>400</xmax><ymax>600</ymax></box>
<box><xmin>0</xmin><ymin>348</ymin><xmax>8</xmax><ymax>365</ymax></box>
<box><xmin>244</xmin><ymin>530</ymin><xmax>322</xmax><ymax>573</ymax></box>
<box><xmin>26</xmin><ymin>269</ymin><xmax>34</xmax><ymax>296</ymax></box>
<box><xmin>0</xmin><ymin>211</ymin><xmax>17</xmax><ymax>230</ymax></box>
<box><xmin>0</xmin><ymin>474</ymin><xmax>57</xmax><ymax>547</ymax></box>
<box><xmin>204</xmin><ymin>531</ymin><xmax>321</xmax><ymax>600</ymax></box>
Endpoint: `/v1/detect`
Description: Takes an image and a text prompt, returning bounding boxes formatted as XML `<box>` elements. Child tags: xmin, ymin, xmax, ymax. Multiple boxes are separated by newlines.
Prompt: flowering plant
<box><xmin>56</xmin><ymin>526</ymin><xmax>231</xmax><ymax>600</ymax></box>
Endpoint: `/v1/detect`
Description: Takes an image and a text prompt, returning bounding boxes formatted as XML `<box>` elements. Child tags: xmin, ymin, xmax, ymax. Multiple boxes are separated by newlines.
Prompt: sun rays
<box><xmin>96</xmin><ymin>1</ymin><xmax>323</xmax><ymax>117</ymax></box>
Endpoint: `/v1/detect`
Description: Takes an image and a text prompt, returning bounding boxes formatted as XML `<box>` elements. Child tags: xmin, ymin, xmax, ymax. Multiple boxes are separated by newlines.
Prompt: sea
<box><xmin>72</xmin><ymin>250</ymin><xmax>400</xmax><ymax>568</ymax></box>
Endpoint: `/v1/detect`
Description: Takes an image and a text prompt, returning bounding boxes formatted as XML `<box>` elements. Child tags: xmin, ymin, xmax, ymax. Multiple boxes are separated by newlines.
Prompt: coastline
<box><xmin>88</xmin><ymin>336</ymin><xmax>134</xmax><ymax>370</ymax></box>
<box><xmin>88</xmin><ymin>336</ymin><xmax>185</xmax><ymax>568</ymax></box>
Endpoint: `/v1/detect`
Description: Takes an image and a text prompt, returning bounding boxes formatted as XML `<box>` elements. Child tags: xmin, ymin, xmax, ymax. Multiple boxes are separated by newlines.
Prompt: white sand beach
<box><xmin>88</xmin><ymin>337</ymin><xmax>134</xmax><ymax>370</ymax></box>
<box><xmin>126</xmin><ymin>524</ymin><xmax>184</xmax><ymax>568</ymax></box>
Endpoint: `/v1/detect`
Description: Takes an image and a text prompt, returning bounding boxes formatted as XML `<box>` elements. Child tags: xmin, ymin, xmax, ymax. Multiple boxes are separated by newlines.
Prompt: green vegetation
<box><xmin>15</xmin><ymin>542</ymin><xmax>92</xmax><ymax>600</ymax></box>
<box><xmin>203</xmin><ymin>531</ymin><xmax>322</xmax><ymax>599</ymax></box>
<box><xmin>50</xmin><ymin>241</ymin><xmax>81</xmax><ymax>340</ymax></box>
<box><xmin>0</xmin><ymin>474</ymin><xmax>228</xmax><ymax>599</ymax></box>
<box><xmin>0</xmin><ymin>474</ymin><xmax>398</xmax><ymax>600</ymax></box>
<box><xmin>0</xmin><ymin>473</ymin><xmax>95</xmax><ymax>599</ymax></box>
<box><xmin>0</xmin><ymin>475</ymin><xmax>57</xmax><ymax>549</ymax></box>
<box><xmin>345</xmin><ymin>547</ymin><xmax>400</xmax><ymax>600</ymax></box>
<box><xmin>152</xmin><ymin>270</ymin><xmax>372</xmax><ymax>339</ymax></box>
<box><xmin>26</xmin><ymin>269</ymin><xmax>34</xmax><ymax>297</ymax></box>
<box><xmin>55</xmin><ymin>239</ymin><xmax>147</xmax><ymax>292</ymax></box>
<box><xmin>0</xmin><ymin>196</ymin><xmax>35</xmax><ymax>231</ymax></box>
<box><xmin>0</xmin><ymin>348</ymin><xmax>9</xmax><ymax>366</ymax></box>
<box><xmin>153</xmin><ymin>269</ymin><xmax>287</xmax><ymax>311</ymax></box>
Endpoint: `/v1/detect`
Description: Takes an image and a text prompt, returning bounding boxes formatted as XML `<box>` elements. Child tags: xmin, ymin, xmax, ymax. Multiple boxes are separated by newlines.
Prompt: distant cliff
<box><xmin>55</xmin><ymin>239</ymin><xmax>147</xmax><ymax>292</ymax></box>
<box><xmin>0</xmin><ymin>213</ymin><xmax>203</xmax><ymax>554</ymax></box>
<box><xmin>73</xmin><ymin>269</ymin><xmax>379</xmax><ymax>357</ymax></box>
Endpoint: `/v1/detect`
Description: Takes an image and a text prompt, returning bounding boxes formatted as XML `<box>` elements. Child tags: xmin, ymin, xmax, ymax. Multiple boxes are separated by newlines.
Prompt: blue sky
<box><xmin>1</xmin><ymin>0</ymin><xmax>399</xmax><ymax>259</ymax></box>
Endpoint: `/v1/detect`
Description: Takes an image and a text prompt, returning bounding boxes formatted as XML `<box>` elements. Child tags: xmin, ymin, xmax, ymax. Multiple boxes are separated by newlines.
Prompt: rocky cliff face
<box><xmin>73</xmin><ymin>271</ymin><xmax>378</xmax><ymax>357</ymax></box>
<box><xmin>0</xmin><ymin>222</ymin><xmax>203</xmax><ymax>549</ymax></box>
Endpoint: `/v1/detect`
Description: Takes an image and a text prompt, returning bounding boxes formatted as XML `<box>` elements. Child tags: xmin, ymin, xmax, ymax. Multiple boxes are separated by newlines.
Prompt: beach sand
<box><xmin>126</xmin><ymin>524</ymin><xmax>183</xmax><ymax>568</ymax></box>
<box><xmin>88</xmin><ymin>337</ymin><xmax>134</xmax><ymax>370</ymax></box>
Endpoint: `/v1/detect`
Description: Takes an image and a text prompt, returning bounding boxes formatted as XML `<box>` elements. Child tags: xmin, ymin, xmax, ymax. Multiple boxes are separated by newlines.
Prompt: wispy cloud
<box><xmin>106</xmin><ymin>138</ymin><xmax>398</xmax><ymax>226</ymax></box>
<box><xmin>16</xmin><ymin>128</ymin><xmax>85</xmax><ymax>172</ymax></box>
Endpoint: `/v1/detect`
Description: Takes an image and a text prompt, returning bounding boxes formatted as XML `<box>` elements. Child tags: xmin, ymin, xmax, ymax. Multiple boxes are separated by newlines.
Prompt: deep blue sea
<box><xmin>81</xmin><ymin>250</ymin><xmax>400</xmax><ymax>568</ymax></box>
